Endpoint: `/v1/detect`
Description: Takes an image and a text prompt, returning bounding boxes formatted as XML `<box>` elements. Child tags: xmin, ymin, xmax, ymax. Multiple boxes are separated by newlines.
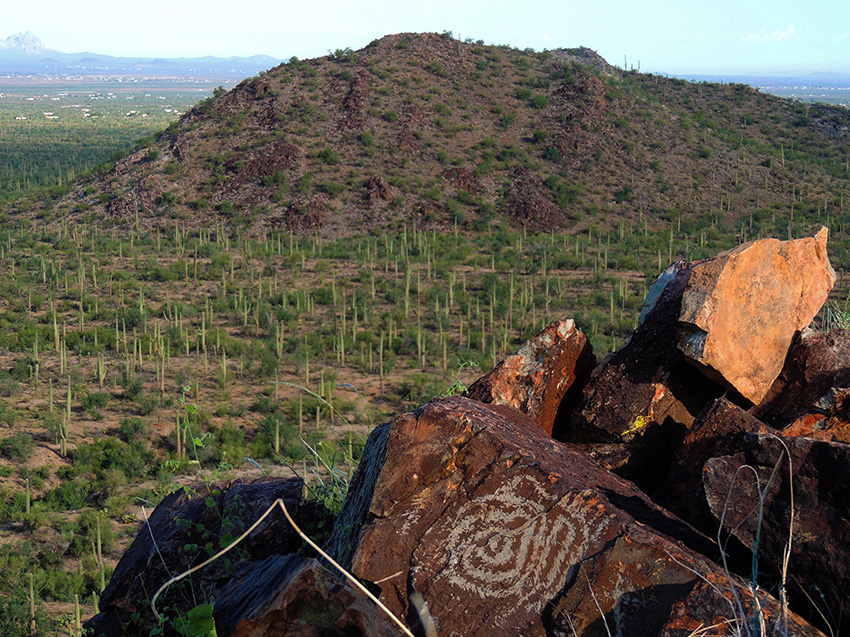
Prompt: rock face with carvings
<box><xmin>464</xmin><ymin>319</ymin><xmax>594</xmax><ymax>436</ymax></box>
<box><xmin>327</xmin><ymin>397</ymin><xmax>823</xmax><ymax>637</ymax></box>
<box><xmin>678</xmin><ymin>227</ymin><xmax>835</xmax><ymax>404</ymax></box>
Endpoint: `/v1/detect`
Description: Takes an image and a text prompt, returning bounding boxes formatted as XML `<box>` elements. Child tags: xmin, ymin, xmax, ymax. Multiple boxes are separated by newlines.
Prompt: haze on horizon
<box><xmin>3</xmin><ymin>0</ymin><xmax>849</xmax><ymax>76</ymax></box>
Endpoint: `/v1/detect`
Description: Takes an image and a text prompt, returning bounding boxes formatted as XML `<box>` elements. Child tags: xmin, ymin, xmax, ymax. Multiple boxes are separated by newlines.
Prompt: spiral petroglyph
<box><xmin>412</xmin><ymin>474</ymin><xmax>612</xmax><ymax>628</ymax></box>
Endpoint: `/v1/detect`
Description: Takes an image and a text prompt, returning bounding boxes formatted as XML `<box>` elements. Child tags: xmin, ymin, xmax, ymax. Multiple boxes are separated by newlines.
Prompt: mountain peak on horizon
<box><xmin>0</xmin><ymin>32</ymin><xmax>53</xmax><ymax>55</ymax></box>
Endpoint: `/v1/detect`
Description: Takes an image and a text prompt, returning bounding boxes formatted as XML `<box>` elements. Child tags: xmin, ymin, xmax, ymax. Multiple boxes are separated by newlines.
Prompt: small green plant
<box><xmin>0</xmin><ymin>433</ymin><xmax>34</xmax><ymax>462</ymax></box>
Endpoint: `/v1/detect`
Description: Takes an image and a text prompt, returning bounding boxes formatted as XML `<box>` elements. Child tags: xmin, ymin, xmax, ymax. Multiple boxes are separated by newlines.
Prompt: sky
<box><xmin>2</xmin><ymin>0</ymin><xmax>849</xmax><ymax>76</ymax></box>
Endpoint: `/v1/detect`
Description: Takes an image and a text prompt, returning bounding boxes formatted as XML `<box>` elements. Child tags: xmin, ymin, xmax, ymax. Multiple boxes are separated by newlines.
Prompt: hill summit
<box><xmin>21</xmin><ymin>32</ymin><xmax>850</xmax><ymax>237</ymax></box>
<box><xmin>0</xmin><ymin>31</ymin><xmax>52</xmax><ymax>55</ymax></box>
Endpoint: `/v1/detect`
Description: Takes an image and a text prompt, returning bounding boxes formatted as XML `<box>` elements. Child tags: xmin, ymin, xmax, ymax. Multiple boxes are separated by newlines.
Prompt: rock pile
<box><xmin>86</xmin><ymin>229</ymin><xmax>846</xmax><ymax>636</ymax></box>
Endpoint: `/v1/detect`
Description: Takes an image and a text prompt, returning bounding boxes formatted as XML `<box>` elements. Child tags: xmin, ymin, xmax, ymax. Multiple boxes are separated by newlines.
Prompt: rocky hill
<box><xmin>17</xmin><ymin>32</ymin><xmax>850</xmax><ymax>237</ymax></box>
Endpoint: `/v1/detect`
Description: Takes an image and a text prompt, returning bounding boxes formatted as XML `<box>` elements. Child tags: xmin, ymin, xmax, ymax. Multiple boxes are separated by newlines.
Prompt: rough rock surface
<box><xmin>214</xmin><ymin>555</ymin><xmax>398</xmax><ymax>636</ymax></box>
<box><xmin>329</xmin><ymin>396</ymin><xmax>821</xmax><ymax>636</ymax></box>
<box><xmin>652</xmin><ymin>398</ymin><xmax>774</xmax><ymax>534</ymax></box>
<box><xmin>567</xmin><ymin>261</ymin><xmax>726</xmax><ymax>491</ymax></box>
<box><xmin>84</xmin><ymin>477</ymin><xmax>318</xmax><ymax>635</ymax></box>
<box><xmin>751</xmin><ymin>329</ymin><xmax>850</xmax><ymax>428</ymax></box>
<box><xmin>464</xmin><ymin>318</ymin><xmax>594</xmax><ymax>436</ymax></box>
<box><xmin>704</xmin><ymin>434</ymin><xmax>850</xmax><ymax>636</ymax></box>
<box><xmin>678</xmin><ymin>227</ymin><xmax>835</xmax><ymax>404</ymax></box>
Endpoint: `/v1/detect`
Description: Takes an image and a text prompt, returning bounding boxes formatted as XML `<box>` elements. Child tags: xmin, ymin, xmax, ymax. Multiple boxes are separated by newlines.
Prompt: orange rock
<box><xmin>678</xmin><ymin>227</ymin><xmax>835</xmax><ymax>404</ymax></box>
<box><xmin>464</xmin><ymin>319</ymin><xmax>594</xmax><ymax>436</ymax></box>
<box><xmin>782</xmin><ymin>408</ymin><xmax>850</xmax><ymax>443</ymax></box>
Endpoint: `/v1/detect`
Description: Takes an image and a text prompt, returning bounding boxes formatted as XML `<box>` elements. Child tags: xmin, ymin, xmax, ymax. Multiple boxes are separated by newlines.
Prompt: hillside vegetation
<box><xmin>7</xmin><ymin>32</ymin><xmax>850</xmax><ymax>246</ymax></box>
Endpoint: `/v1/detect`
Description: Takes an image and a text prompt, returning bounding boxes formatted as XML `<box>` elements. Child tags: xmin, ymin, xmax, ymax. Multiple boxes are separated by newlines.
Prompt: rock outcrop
<box><xmin>328</xmin><ymin>397</ymin><xmax>821</xmax><ymax>636</ymax></box>
<box><xmin>464</xmin><ymin>318</ymin><xmax>594</xmax><ymax>436</ymax></box>
<box><xmin>678</xmin><ymin>227</ymin><xmax>835</xmax><ymax>404</ymax></box>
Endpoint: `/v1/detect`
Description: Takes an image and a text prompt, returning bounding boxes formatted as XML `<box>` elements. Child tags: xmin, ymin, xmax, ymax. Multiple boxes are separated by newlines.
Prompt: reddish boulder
<box><xmin>84</xmin><ymin>477</ymin><xmax>322</xmax><ymax>636</ymax></box>
<box><xmin>328</xmin><ymin>397</ymin><xmax>822</xmax><ymax>636</ymax></box>
<box><xmin>465</xmin><ymin>319</ymin><xmax>594</xmax><ymax>436</ymax></box>
<box><xmin>678</xmin><ymin>227</ymin><xmax>835</xmax><ymax>405</ymax></box>
<box><xmin>704</xmin><ymin>434</ymin><xmax>850</xmax><ymax>636</ymax></box>
<box><xmin>214</xmin><ymin>555</ymin><xmax>398</xmax><ymax>636</ymax></box>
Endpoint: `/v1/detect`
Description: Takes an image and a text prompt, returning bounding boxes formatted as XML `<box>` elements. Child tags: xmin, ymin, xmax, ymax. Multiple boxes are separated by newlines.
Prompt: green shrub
<box><xmin>318</xmin><ymin>148</ymin><xmax>340</xmax><ymax>165</ymax></box>
<box><xmin>530</xmin><ymin>94</ymin><xmax>549</xmax><ymax>109</ymax></box>
<box><xmin>43</xmin><ymin>478</ymin><xmax>90</xmax><ymax>511</ymax></box>
<box><xmin>71</xmin><ymin>510</ymin><xmax>115</xmax><ymax>557</ymax></box>
<box><xmin>119</xmin><ymin>416</ymin><xmax>151</xmax><ymax>442</ymax></box>
<box><xmin>0</xmin><ymin>584</ymin><xmax>52</xmax><ymax>636</ymax></box>
<box><xmin>10</xmin><ymin>358</ymin><xmax>32</xmax><ymax>382</ymax></box>
<box><xmin>321</xmin><ymin>182</ymin><xmax>345</xmax><ymax>197</ymax></box>
<box><xmin>0</xmin><ymin>433</ymin><xmax>33</xmax><ymax>462</ymax></box>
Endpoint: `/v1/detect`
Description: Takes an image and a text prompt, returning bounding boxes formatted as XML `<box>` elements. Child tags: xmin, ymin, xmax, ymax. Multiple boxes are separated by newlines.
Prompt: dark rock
<box><xmin>678</xmin><ymin>228</ymin><xmax>834</xmax><ymax>404</ymax></box>
<box><xmin>465</xmin><ymin>319</ymin><xmax>594</xmax><ymax>436</ymax></box>
<box><xmin>753</xmin><ymin>328</ymin><xmax>850</xmax><ymax>435</ymax></box>
<box><xmin>214</xmin><ymin>555</ymin><xmax>399</xmax><ymax>636</ymax></box>
<box><xmin>567</xmin><ymin>261</ymin><xmax>725</xmax><ymax>491</ymax></box>
<box><xmin>704</xmin><ymin>434</ymin><xmax>850</xmax><ymax>635</ymax></box>
<box><xmin>570</xmin><ymin>261</ymin><xmax>723</xmax><ymax>442</ymax></box>
<box><xmin>85</xmin><ymin>477</ymin><xmax>316</xmax><ymax>635</ymax></box>
<box><xmin>364</xmin><ymin>175</ymin><xmax>398</xmax><ymax>206</ymax></box>
<box><xmin>330</xmin><ymin>396</ymin><xmax>820</xmax><ymax>636</ymax></box>
<box><xmin>653</xmin><ymin>398</ymin><xmax>774</xmax><ymax>534</ymax></box>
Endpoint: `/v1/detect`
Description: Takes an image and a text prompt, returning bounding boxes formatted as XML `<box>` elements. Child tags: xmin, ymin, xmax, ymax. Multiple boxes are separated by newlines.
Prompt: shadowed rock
<box><xmin>704</xmin><ymin>434</ymin><xmax>850</xmax><ymax>636</ymax></box>
<box><xmin>653</xmin><ymin>397</ymin><xmax>774</xmax><ymax>534</ymax></box>
<box><xmin>214</xmin><ymin>555</ymin><xmax>399</xmax><ymax>636</ymax></box>
<box><xmin>465</xmin><ymin>318</ymin><xmax>594</xmax><ymax>436</ymax></box>
<box><xmin>566</xmin><ymin>261</ymin><xmax>726</xmax><ymax>491</ymax></box>
<box><xmin>570</xmin><ymin>261</ymin><xmax>724</xmax><ymax>442</ymax></box>
<box><xmin>678</xmin><ymin>227</ymin><xmax>835</xmax><ymax>405</ymax></box>
<box><xmin>84</xmin><ymin>477</ymin><xmax>324</xmax><ymax>636</ymax></box>
<box><xmin>753</xmin><ymin>328</ymin><xmax>850</xmax><ymax>442</ymax></box>
<box><xmin>328</xmin><ymin>396</ymin><xmax>821</xmax><ymax>636</ymax></box>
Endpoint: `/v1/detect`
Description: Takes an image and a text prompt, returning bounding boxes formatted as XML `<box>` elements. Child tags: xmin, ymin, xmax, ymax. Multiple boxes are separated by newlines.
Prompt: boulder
<box><xmin>652</xmin><ymin>397</ymin><xmax>774</xmax><ymax>534</ymax></box>
<box><xmin>84</xmin><ymin>477</ymin><xmax>323</xmax><ymax>636</ymax></box>
<box><xmin>752</xmin><ymin>328</ymin><xmax>850</xmax><ymax>440</ymax></box>
<box><xmin>328</xmin><ymin>396</ymin><xmax>822</xmax><ymax>636</ymax></box>
<box><xmin>465</xmin><ymin>318</ymin><xmax>594</xmax><ymax>436</ymax></box>
<box><xmin>704</xmin><ymin>434</ymin><xmax>850</xmax><ymax>636</ymax></box>
<box><xmin>678</xmin><ymin>227</ymin><xmax>835</xmax><ymax>405</ymax></box>
<box><xmin>567</xmin><ymin>261</ymin><xmax>725</xmax><ymax>491</ymax></box>
<box><xmin>214</xmin><ymin>555</ymin><xmax>399</xmax><ymax>636</ymax></box>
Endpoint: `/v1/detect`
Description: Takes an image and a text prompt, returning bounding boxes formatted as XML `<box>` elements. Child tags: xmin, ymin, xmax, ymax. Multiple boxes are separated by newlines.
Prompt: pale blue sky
<box><xmin>3</xmin><ymin>0</ymin><xmax>848</xmax><ymax>75</ymax></box>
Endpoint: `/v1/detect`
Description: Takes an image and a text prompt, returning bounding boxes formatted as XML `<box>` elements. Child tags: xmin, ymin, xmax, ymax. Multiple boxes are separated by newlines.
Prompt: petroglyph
<box><xmin>412</xmin><ymin>474</ymin><xmax>611</xmax><ymax>628</ymax></box>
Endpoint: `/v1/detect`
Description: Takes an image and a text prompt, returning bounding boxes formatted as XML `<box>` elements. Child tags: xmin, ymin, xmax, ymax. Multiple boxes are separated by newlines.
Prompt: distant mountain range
<box><xmin>0</xmin><ymin>32</ymin><xmax>282</xmax><ymax>76</ymax></box>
